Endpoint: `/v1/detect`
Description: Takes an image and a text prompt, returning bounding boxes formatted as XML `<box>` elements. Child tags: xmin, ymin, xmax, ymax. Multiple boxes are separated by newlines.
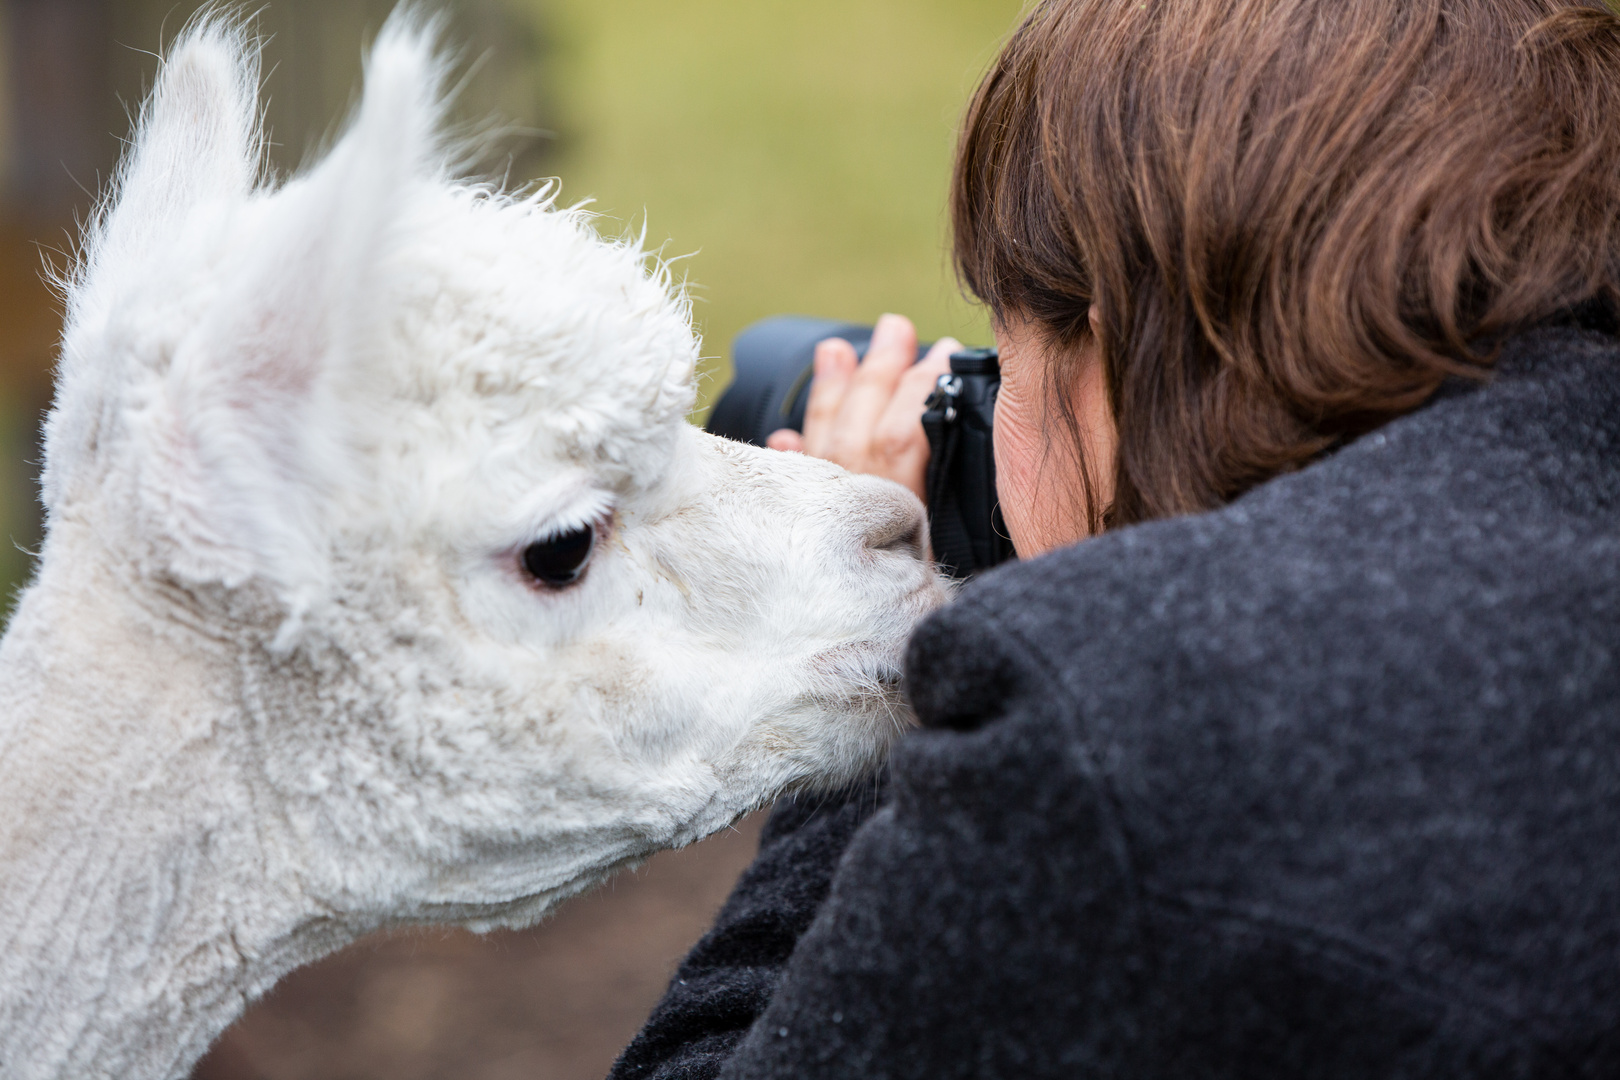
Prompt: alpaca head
<box><xmin>36</xmin><ymin>15</ymin><xmax>945</xmax><ymax>931</ymax></box>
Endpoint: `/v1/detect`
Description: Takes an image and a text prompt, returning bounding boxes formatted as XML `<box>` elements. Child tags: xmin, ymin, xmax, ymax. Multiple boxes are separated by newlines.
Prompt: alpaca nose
<box><xmin>855</xmin><ymin>479</ymin><xmax>929</xmax><ymax>562</ymax></box>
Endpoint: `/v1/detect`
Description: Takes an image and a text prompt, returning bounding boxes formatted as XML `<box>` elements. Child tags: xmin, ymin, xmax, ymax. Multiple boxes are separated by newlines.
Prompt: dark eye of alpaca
<box><xmin>522</xmin><ymin>525</ymin><xmax>595</xmax><ymax>588</ymax></box>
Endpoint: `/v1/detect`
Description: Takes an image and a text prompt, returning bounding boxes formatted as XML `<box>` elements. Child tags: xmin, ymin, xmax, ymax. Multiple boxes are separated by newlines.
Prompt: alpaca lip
<box><xmin>908</xmin><ymin>576</ymin><xmax>954</xmax><ymax>618</ymax></box>
<box><xmin>810</xmin><ymin>641</ymin><xmax>905</xmax><ymax>686</ymax></box>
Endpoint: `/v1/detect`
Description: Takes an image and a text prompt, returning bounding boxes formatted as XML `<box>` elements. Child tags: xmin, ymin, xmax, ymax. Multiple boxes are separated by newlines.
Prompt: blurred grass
<box><xmin>532</xmin><ymin>0</ymin><xmax>1029</xmax><ymax>417</ymax></box>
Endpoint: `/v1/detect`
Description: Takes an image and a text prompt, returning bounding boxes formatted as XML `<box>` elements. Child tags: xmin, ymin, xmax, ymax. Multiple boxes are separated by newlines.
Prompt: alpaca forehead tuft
<box><xmin>387</xmin><ymin>188</ymin><xmax>695</xmax><ymax>413</ymax></box>
<box><xmin>367</xmin><ymin>186</ymin><xmax>700</xmax><ymax>488</ymax></box>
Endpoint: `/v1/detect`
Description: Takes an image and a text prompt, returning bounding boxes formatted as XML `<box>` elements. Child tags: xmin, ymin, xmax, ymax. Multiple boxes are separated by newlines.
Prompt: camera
<box><xmin>707</xmin><ymin>316</ymin><xmax>1017</xmax><ymax>578</ymax></box>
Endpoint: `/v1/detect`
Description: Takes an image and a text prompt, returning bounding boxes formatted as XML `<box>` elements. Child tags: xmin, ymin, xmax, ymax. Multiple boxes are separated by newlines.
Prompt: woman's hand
<box><xmin>765</xmin><ymin>313</ymin><xmax>960</xmax><ymax>504</ymax></box>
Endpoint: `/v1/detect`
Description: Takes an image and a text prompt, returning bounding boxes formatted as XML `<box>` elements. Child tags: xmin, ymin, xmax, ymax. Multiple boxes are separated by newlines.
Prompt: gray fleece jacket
<box><xmin>612</xmin><ymin>321</ymin><xmax>1620</xmax><ymax>1079</ymax></box>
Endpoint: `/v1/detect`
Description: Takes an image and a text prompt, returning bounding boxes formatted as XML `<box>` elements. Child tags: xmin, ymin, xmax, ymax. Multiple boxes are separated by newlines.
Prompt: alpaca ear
<box><xmin>92</xmin><ymin>20</ymin><xmax>260</xmax><ymax>280</ymax></box>
<box><xmin>153</xmin><ymin>18</ymin><xmax>448</xmax><ymax>611</ymax></box>
<box><xmin>187</xmin><ymin>16</ymin><xmax>444</xmax><ymax>409</ymax></box>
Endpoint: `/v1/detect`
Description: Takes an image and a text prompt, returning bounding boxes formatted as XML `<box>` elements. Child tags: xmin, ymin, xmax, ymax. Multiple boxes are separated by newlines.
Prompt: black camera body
<box><xmin>707</xmin><ymin>315</ymin><xmax>1016</xmax><ymax>578</ymax></box>
<box><xmin>920</xmin><ymin>348</ymin><xmax>1017</xmax><ymax>577</ymax></box>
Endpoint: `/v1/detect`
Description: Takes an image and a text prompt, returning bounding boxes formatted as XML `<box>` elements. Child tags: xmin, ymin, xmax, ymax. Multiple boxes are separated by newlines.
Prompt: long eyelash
<box><xmin>517</xmin><ymin>488</ymin><xmax>615</xmax><ymax>546</ymax></box>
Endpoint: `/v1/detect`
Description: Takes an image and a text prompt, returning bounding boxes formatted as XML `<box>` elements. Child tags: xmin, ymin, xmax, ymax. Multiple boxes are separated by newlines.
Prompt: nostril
<box><xmin>869</xmin><ymin>506</ymin><xmax>928</xmax><ymax>561</ymax></box>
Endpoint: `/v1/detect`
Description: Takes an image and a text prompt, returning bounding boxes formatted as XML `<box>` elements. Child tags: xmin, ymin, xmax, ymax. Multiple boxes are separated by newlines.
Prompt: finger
<box><xmin>765</xmin><ymin>428</ymin><xmax>804</xmax><ymax>452</ymax></box>
<box><xmin>920</xmin><ymin>335</ymin><xmax>961</xmax><ymax>368</ymax></box>
<box><xmin>872</xmin><ymin>339</ymin><xmax>959</xmax><ymax>499</ymax></box>
<box><xmin>828</xmin><ymin>313</ymin><xmax>919</xmax><ymax>452</ymax></box>
<box><xmin>891</xmin><ymin>337</ymin><xmax>956</xmax><ymax>419</ymax></box>
<box><xmin>802</xmin><ymin>338</ymin><xmax>858</xmax><ymax>459</ymax></box>
<box><xmin>859</xmin><ymin>312</ymin><xmax>920</xmax><ymax>381</ymax></box>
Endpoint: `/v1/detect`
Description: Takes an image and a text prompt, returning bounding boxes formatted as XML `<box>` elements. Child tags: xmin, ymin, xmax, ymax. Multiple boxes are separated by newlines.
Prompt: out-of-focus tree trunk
<box><xmin>3</xmin><ymin>0</ymin><xmax>110</xmax><ymax>220</ymax></box>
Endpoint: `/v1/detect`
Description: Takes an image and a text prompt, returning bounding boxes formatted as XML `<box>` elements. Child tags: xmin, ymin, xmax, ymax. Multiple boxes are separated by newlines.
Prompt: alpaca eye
<box><xmin>522</xmin><ymin>525</ymin><xmax>595</xmax><ymax>587</ymax></box>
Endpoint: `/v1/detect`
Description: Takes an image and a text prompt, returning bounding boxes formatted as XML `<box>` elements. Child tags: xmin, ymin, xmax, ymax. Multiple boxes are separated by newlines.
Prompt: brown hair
<box><xmin>952</xmin><ymin>0</ymin><xmax>1620</xmax><ymax>530</ymax></box>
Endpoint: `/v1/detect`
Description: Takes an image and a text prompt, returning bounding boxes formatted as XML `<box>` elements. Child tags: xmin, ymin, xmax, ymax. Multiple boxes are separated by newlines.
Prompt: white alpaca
<box><xmin>0</xmin><ymin>15</ymin><xmax>944</xmax><ymax>1079</ymax></box>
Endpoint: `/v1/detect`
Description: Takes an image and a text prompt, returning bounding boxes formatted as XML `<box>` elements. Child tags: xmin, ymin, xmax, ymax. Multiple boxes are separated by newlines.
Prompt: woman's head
<box><xmin>954</xmin><ymin>0</ymin><xmax>1620</xmax><ymax>535</ymax></box>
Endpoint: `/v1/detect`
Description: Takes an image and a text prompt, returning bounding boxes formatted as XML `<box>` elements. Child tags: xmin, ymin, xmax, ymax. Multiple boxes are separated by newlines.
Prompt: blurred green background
<box><xmin>542</xmin><ymin>0</ymin><xmax>1017</xmax><ymax>406</ymax></box>
<box><xmin>0</xmin><ymin>2</ymin><xmax>1024</xmax><ymax>1076</ymax></box>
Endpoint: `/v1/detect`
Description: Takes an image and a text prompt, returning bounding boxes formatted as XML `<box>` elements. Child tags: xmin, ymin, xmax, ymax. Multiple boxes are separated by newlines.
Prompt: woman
<box><xmin>614</xmin><ymin>0</ymin><xmax>1620</xmax><ymax>1075</ymax></box>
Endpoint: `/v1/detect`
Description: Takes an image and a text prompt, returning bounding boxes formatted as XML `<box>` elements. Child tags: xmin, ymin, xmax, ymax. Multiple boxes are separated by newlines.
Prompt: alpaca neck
<box><xmin>0</xmin><ymin>546</ymin><xmax>353</xmax><ymax>1080</ymax></box>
